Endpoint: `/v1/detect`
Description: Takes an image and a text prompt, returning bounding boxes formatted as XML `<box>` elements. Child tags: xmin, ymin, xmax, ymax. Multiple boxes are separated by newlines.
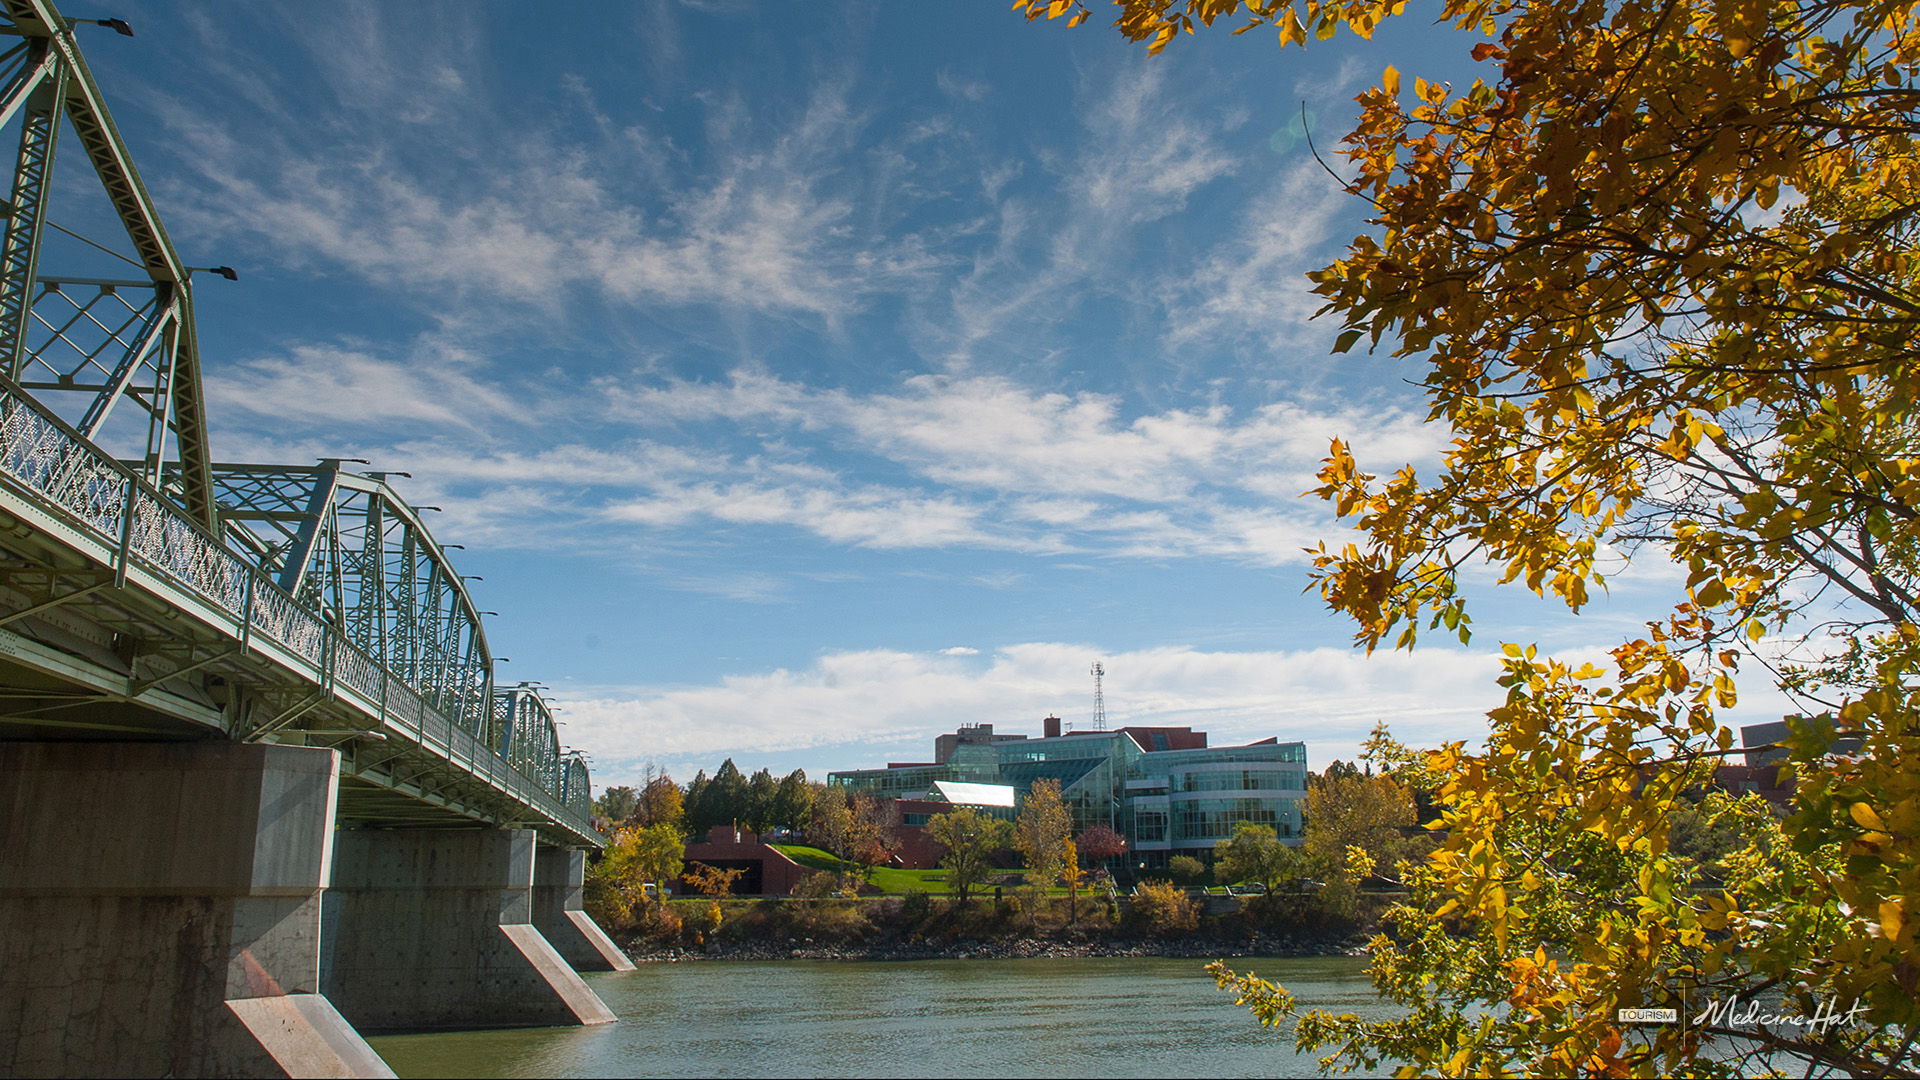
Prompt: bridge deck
<box><xmin>0</xmin><ymin>381</ymin><xmax>601</xmax><ymax>847</ymax></box>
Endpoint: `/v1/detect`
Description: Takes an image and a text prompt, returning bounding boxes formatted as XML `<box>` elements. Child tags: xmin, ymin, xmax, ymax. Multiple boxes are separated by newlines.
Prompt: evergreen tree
<box><xmin>682</xmin><ymin>770</ymin><xmax>712</xmax><ymax>836</ymax></box>
<box><xmin>744</xmin><ymin>768</ymin><xmax>777</xmax><ymax>833</ymax></box>
<box><xmin>771</xmin><ymin>769</ymin><xmax>813</xmax><ymax>833</ymax></box>
<box><xmin>709</xmin><ymin>759</ymin><xmax>749</xmax><ymax>831</ymax></box>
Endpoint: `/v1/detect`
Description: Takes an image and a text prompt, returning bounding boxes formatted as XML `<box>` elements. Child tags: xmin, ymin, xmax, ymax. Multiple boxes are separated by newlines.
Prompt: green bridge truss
<box><xmin>0</xmin><ymin>0</ymin><xmax>599</xmax><ymax>844</ymax></box>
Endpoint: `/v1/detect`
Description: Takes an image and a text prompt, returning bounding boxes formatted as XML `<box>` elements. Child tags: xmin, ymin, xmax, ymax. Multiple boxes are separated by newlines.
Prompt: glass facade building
<box><xmin>829</xmin><ymin>725</ymin><xmax>1308</xmax><ymax>865</ymax></box>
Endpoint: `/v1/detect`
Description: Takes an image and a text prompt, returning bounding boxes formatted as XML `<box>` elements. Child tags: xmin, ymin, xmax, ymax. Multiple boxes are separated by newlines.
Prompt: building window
<box><xmin>1135</xmin><ymin>810</ymin><xmax>1168</xmax><ymax>842</ymax></box>
<box><xmin>904</xmin><ymin>813</ymin><xmax>930</xmax><ymax>826</ymax></box>
<box><xmin>1174</xmin><ymin>770</ymin><xmax>1291</xmax><ymax>793</ymax></box>
<box><xmin>1171</xmin><ymin>799</ymin><xmax>1280</xmax><ymax>842</ymax></box>
<box><xmin>1152</xmin><ymin>733</ymin><xmax>1170</xmax><ymax>751</ymax></box>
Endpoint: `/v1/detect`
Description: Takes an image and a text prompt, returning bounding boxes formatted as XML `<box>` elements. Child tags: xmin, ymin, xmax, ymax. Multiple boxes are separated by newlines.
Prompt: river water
<box><xmin>367</xmin><ymin>955</ymin><xmax>1398</xmax><ymax>1078</ymax></box>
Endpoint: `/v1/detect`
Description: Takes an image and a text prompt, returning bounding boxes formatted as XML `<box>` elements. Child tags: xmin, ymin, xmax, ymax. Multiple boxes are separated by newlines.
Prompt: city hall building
<box><xmin>828</xmin><ymin>719</ymin><xmax>1308</xmax><ymax>869</ymax></box>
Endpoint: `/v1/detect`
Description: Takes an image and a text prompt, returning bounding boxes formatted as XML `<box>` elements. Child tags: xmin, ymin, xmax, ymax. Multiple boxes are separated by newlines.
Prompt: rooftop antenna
<box><xmin>1090</xmin><ymin>659</ymin><xmax>1107</xmax><ymax>731</ymax></box>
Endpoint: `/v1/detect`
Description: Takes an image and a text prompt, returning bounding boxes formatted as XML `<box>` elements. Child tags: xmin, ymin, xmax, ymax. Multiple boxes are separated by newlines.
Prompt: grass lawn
<box><xmin>769</xmin><ymin>844</ymin><xmax>950</xmax><ymax>894</ymax></box>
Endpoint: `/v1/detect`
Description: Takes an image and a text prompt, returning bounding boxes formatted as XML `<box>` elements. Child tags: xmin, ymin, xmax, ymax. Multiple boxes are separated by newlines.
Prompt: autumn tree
<box><xmin>584</xmin><ymin>821</ymin><xmax>686</xmax><ymax>928</ymax></box>
<box><xmin>1075</xmin><ymin>823</ymin><xmax>1127</xmax><ymax>871</ymax></box>
<box><xmin>926</xmin><ymin>806</ymin><xmax>1015</xmax><ymax>903</ymax></box>
<box><xmin>1026</xmin><ymin>0</ymin><xmax>1920</xmax><ymax>1073</ymax></box>
<box><xmin>846</xmin><ymin>793</ymin><xmax>903</xmax><ymax>881</ymax></box>
<box><xmin>1015</xmin><ymin>779</ymin><xmax>1074</xmax><ymax>888</ymax></box>
<box><xmin>631</xmin><ymin>770</ymin><xmax>684</xmax><ymax>830</ymax></box>
<box><xmin>1301</xmin><ymin>766</ymin><xmax>1416</xmax><ymax>879</ymax></box>
<box><xmin>683</xmin><ymin>861</ymin><xmax>746</xmax><ymax>936</ymax></box>
<box><xmin>806</xmin><ymin>784</ymin><xmax>855</xmax><ymax>861</ymax></box>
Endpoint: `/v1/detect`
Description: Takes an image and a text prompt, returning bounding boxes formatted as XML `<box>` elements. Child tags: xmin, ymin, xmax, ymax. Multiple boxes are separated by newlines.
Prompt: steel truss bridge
<box><xmin>0</xmin><ymin>0</ymin><xmax>598</xmax><ymax>846</ymax></box>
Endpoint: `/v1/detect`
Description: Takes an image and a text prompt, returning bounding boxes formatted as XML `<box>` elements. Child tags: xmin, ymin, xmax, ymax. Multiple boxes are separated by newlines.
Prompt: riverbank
<box><xmin>608</xmin><ymin>892</ymin><xmax>1376</xmax><ymax>964</ymax></box>
<box><xmin>626</xmin><ymin>929</ymin><xmax>1369</xmax><ymax>963</ymax></box>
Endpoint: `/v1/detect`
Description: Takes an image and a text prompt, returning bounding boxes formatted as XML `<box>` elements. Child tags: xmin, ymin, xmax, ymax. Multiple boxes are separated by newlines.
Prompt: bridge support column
<box><xmin>0</xmin><ymin>742</ymin><xmax>393</xmax><ymax>1079</ymax></box>
<box><xmin>321</xmin><ymin>828</ymin><xmax>616</xmax><ymax>1032</ymax></box>
<box><xmin>533</xmin><ymin>847</ymin><xmax>634</xmax><ymax>972</ymax></box>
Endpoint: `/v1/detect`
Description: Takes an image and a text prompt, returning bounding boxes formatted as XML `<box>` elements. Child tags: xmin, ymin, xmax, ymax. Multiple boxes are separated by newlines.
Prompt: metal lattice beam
<box><xmin>0</xmin><ymin>0</ymin><xmax>212</xmax><ymax>528</ymax></box>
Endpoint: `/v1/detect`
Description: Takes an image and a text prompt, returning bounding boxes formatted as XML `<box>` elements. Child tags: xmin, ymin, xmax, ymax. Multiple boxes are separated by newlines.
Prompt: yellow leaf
<box><xmin>1881</xmin><ymin>898</ymin><xmax>1906</xmax><ymax>942</ymax></box>
<box><xmin>1382</xmin><ymin>65</ymin><xmax>1400</xmax><ymax>96</ymax></box>
<box><xmin>1851</xmin><ymin>802</ymin><xmax>1889</xmax><ymax>831</ymax></box>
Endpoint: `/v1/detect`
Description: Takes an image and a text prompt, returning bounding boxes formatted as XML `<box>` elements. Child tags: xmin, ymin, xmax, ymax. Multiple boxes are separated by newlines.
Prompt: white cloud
<box><xmin>157</xmin><ymin>24</ymin><xmax>932</xmax><ymax>323</ymax></box>
<box><xmin>940</xmin><ymin>646</ymin><xmax>979</xmax><ymax>655</ymax></box>
<box><xmin>558</xmin><ymin>641</ymin><xmax>1512</xmax><ymax>787</ymax></box>
<box><xmin>1160</xmin><ymin>160</ymin><xmax>1354</xmax><ymax>353</ymax></box>
<box><xmin>212</xmin><ymin>354</ymin><xmax>1445</xmax><ymax>563</ymax></box>
<box><xmin>207</xmin><ymin>342</ymin><xmax>516</xmax><ymax>431</ymax></box>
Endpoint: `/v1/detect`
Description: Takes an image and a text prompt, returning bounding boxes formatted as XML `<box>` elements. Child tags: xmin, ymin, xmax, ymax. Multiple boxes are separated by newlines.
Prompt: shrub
<box><xmin>633</xmin><ymin>898</ymin><xmax>682</xmax><ymax>944</ymax></box>
<box><xmin>899</xmin><ymin>887</ymin><xmax>932</xmax><ymax>923</ymax></box>
<box><xmin>1127</xmin><ymin>879</ymin><xmax>1198</xmax><ymax>933</ymax></box>
<box><xmin>1167</xmin><ymin>855</ymin><xmax>1208</xmax><ymax>886</ymax></box>
<box><xmin>583</xmin><ymin>869</ymin><xmax>633</xmax><ymax>933</ymax></box>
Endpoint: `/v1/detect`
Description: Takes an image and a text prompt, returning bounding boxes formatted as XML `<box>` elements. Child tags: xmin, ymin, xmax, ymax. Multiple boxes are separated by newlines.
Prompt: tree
<box><xmin>806</xmin><ymin>784</ymin><xmax>855</xmax><ymax>860</ymax></box>
<box><xmin>771</xmin><ymin>769</ymin><xmax>814</xmax><ymax>833</ymax></box>
<box><xmin>925</xmin><ymin>806</ymin><xmax>1015</xmax><ymax>903</ymax></box>
<box><xmin>744</xmin><ymin>767</ymin><xmax>778</xmax><ymax>833</ymax></box>
<box><xmin>1359</xmin><ymin>722</ymin><xmax>1443</xmax><ymax>825</ymax></box>
<box><xmin>1075</xmin><ymin>823</ymin><xmax>1127</xmax><ymax>871</ymax></box>
<box><xmin>586</xmin><ymin>821</ymin><xmax>686</xmax><ymax>928</ymax></box>
<box><xmin>683</xmin><ymin>861</ymin><xmax>745</xmax><ymax>898</ymax></box>
<box><xmin>682</xmin><ymin>770</ymin><xmax>711</xmax><ymax>835</ymax></box>
<box><xmin>1301</xmin><ymin>769</ymin><xmax>1415</xmax><ymax>880</ymax></box>
<box><xmin>1215</xmin><ymin>822</ymin><xmax>1297</xmax><ymax>897</ymax></box>
<box><xmin>1028</xmin><ymin>0</ymin><xmax>1920</xmax><ymax>1073</ymax></box>
<box><xmin>682</xmin><ymin>861</ymin><xmax>747</xmax><ymax>937</ymax></box>
<box><xmin>592</xmin><ymin>785</ymin><xmax>636</xmax><ymax>823</ymax></box>
<box><xmin>845</xmin><ymin>794</ymin><xmax>902</xmax><ymax>882</ymax></box>
<box><xmin>1062</xmin><ymin>839</ymin><xmax>1087</xmax><ymax>922</ymax></box>
<box><xmin>632</xmin><ymin>771</ymin><xmax>683</xmax><ymax>830</ymax></box>
<box><xmin>699</xmin><ymin>759</ymin><xmax>750</xmax><ymax>835</ymax></box>
<box><xmin>1014</xmin><ymin>779</ymin><xmax>1073</xmax><ymax>888</ymax></box>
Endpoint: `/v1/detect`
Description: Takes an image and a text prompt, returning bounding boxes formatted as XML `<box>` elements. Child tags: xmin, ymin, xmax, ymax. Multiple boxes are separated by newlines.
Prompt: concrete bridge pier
<box><xmin>321</xmin><ymin>828</ymin><xmax>616</xmax><ymax>1032</ymax></box>
<box><xmin>0</xmin><ymin>742</ymin><xmax>394</xmax><ymax>1079</ymax></box>
<box><xmin>533</xmin><ymin>847</ymin><xmax>634</xmax><ymax>972</ymax></box>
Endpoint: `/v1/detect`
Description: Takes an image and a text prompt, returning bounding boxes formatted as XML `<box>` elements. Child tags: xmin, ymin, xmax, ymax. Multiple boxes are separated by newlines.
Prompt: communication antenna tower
<box><xmin>1090</xmin><ymin>660</ymin><xmax>1106</xmax><ymax>731</ymax></box>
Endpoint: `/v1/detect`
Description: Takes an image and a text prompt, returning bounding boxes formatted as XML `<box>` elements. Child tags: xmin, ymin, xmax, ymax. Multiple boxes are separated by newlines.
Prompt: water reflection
<box><xmin>368</xmin><ymin>956</ymin><xmax>1399</xmax><ymax>1079</ymax></box>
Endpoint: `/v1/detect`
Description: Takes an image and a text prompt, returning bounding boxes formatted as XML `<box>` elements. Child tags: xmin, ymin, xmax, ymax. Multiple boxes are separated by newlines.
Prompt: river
<box><xmin>367</xmin><ymin>955</ymin><xmax>1398</xmax><ymax>1078</ymax></box>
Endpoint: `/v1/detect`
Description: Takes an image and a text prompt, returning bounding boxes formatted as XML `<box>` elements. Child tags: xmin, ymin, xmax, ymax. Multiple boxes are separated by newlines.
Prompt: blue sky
<box><xmin>70</xmin><ymin>1</ymin><xmax>1790</xmax><ymax>788</ymax></box>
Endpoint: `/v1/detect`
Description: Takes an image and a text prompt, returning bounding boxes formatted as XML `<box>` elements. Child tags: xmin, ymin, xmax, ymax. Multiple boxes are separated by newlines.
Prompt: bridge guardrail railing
<box><xmin>0</xmin><ymin>378</ymin><xmax>597</xmax><ymax>841</ymax></box>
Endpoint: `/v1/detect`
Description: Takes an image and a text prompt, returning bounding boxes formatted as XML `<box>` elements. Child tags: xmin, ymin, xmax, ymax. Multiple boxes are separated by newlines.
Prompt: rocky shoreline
<box><xmin>624</xmin><ymin>931</ymin><xmax>1369</xmax><ymax>964</ymax></box>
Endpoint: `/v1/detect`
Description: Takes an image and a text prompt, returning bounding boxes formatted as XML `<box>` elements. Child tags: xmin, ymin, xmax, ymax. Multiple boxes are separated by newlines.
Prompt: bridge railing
<box><xmin>0</xmin><ymin>377</ymin><xmax>595</xmax><ymax>840</ymax></box>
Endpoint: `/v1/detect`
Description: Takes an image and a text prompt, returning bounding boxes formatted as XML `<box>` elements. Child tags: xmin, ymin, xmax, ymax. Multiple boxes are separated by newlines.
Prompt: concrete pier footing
<box><xmin>321</xmin><ymin>828</ymin><xmax>616</xmax><ymax>1032</ymax></box>
<box><xmin>0</xmin><ymin>742</ymin><xmax>394</xmax><ymax>1078</ymax></box>
<box><xmin>533</xmin><ymin>847</ymin><xmax>635</xmax><ymax>972</ymax></box>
